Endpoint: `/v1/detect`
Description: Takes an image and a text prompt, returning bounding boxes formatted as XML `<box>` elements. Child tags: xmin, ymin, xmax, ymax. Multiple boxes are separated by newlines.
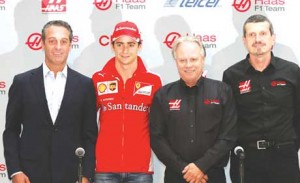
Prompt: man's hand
<box><xmin>12</xmin><ymin>172</ymin><xmax>30</xmax><ymax>183</ymax></box>
<box><xmin>182</xmin><ymin>163</ymin><xmax>208</xmax><ymax>183</ymax></box>
<box><xmin>76</xmin><ymin>177</ymin><xmax>90</xmax><ymax>183</ymax></box>
<box><xmin>82</xmin><ymin>177</ymin><xmax>90</xmax><ymax>183</ymax></box>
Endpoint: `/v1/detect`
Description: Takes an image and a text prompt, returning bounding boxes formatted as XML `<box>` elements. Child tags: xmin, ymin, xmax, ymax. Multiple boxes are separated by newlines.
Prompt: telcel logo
<box><xmin>180</xmin><ymin>0</ymin><xmax>220</xmax><ymax>7</ymax></box>
<box><xmin>165</xmin><ymin>0</ymin><xmax>220</xmax><ymax>7</ymax></box>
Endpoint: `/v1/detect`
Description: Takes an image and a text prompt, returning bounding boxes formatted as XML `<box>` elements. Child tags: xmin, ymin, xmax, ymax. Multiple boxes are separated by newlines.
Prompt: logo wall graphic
<box><xmin>163</xmin><ymin>32</ymin><xmax>217</xmax><ymax>49</ymax></box>
<box><xmin>164</xmin><ymin>0</ymin><xmax>180</xmax><ymax>7</ymax></box>
<box><xmin>94</xmin><ymin>0</ymin><xmax>112</xmax><ymax>10</ymax></box>
<box><xmin>42</xmin><ymin>0</ymin><xmax>66</xmax><ymax>13</ymax></box>
<box><xmin>0</xmin><ymin>81</ymin><xmax>6</xmax><ymax>96</ymax></box>
<box><xmin>0</xmin><ymin>163</ymin><xmax>7</xmax><ymax>178</ymax></box>
<box><xmin>164</xmin><ymin>0</ymin><xmax>220</xmax><ymax>8</ymax></box>
<box><xmin>0</xmin><ymin>0</ymin><xmax>5</xmax><ymax>11</ymax></box>
<box><xmin>94</xmin><ymin>0</ymin><xmax>146</xmax><ymax>10</ymax></box>
<box><xmin>164</xmin><ymin>32</ymin><xmax>182</xmax><ymax>48</ymax></box>
<box><xmin>26</xmin><ymin>33</ymin><xmax>42</xmax><ymax>50</ymax></box>
<box><xmin>98</xmin><ymin>35</ymin><xmax>110</xmax><ymax>46</ymax></box>
<box><xmin>232</xmin><ymin>0</ymin><xmax>251</xmax><ymax>12</ymax></box>
<box><xmin>233</xmin><ymin>0</ymin><xmax>285</xmax><ymax>12</ymax></box>
<box><xmin>25</xmin><ymin>33</ymin><xmax>80</xmax><ymax>50</ymax></box>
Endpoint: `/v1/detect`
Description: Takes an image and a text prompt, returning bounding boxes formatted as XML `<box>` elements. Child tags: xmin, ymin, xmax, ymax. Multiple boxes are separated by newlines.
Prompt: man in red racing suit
<box><xmin>92</xmin><ymin>21</ymin><xmax>162</xmax><ymax>183</ymax></box>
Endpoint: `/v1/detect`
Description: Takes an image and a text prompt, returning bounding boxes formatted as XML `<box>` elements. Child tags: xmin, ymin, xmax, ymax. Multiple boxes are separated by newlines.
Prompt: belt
<box><xmin>243</xmin><ymin>140</ymin><xmax>295</xmax><ymax>150</ymax></box>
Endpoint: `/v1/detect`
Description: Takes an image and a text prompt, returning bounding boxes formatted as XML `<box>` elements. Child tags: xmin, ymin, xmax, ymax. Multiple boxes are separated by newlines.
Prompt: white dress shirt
<box><xmin>43</xmin><ymin>62</ymin><xmax>67</xmax><ymax>123</ymax></box>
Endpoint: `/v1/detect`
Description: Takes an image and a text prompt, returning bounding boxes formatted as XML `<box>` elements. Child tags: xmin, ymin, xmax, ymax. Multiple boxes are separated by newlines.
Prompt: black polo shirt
<box><xmin>223</xmin><ymin>53</ymin><xmax>300</xmax><ymax>144</ymax></box>
<box><xmin>150</xmin><ymin>77</ymin><xmax>237</xmax><ymax>174</ymax></box>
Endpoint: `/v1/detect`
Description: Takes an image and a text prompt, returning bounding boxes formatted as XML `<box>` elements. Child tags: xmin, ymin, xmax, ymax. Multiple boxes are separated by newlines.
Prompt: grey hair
<box><xmin>171</xmin><ymin>36</ymin><xmax>206</xmax><ymax>60</ymax></box>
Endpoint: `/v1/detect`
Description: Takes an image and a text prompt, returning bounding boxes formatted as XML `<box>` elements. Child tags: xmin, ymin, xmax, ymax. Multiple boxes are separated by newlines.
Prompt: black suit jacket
<box><xmin>3</xmin><ymin>65</ymin><xmax>98</xmax><ymax>183</ymax></box>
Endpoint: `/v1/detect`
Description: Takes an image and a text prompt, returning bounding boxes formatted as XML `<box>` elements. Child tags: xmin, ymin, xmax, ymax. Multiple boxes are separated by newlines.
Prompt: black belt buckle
<box><xmin>257</xmin><ymin>140</ymin><xmax>267</xmax><ymax>149</ymax></box>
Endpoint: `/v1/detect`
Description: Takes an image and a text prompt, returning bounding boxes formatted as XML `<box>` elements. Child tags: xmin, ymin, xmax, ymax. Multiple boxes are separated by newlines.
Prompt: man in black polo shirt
<box><xmin>223</xmin><ymin>14</ymin><xmax>300</xmax><ymax>183</ymax></box>
<box><xmin>150</xmin><ymin>36</ymin><xmax>237</xmax><ymax>183</ymax></box>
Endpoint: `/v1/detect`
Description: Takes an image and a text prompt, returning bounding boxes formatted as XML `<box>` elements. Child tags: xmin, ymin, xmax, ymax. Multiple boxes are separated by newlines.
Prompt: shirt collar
<box><xmin>43</xmin><ymin>61</ymin><xmax>68</xmax><ymax>78</ymax></box>
<box><xmin>179</xmin><ymin>76</ymin><xmax>204</xmax><ymax>90</ymax></box>
<box><xmin>243</xmin><ymin>52</ymin><xmax>277</xmax><ymax>73</ymax></box>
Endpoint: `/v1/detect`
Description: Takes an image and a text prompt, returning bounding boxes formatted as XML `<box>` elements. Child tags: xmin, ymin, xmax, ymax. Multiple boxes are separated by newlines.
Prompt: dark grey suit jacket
<box><xmin>3</xmin><ymin>65</ymin><xmax>98</xmax><ymax>183</ymax></box>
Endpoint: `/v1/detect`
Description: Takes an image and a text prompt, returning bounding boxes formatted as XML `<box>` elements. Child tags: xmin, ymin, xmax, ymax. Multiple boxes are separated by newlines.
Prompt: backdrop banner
<box><xmin>0</xmin><ymin>0</ymin><xmax>299</xmax><ymax>182</ymax></box>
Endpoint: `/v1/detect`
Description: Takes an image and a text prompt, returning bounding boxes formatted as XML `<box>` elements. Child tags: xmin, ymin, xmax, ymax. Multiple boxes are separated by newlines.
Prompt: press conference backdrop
<box><xmin>0</xmin><ymin>0</ymin><xmax>299</xmax><ymax>182</ymax></box>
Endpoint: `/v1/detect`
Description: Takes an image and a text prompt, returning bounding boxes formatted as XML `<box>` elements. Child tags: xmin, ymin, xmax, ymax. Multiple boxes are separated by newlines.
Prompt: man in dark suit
<box><xmin>3</xmin><ymin>20</ymin><xmax>98</xmax><ymax>183</ymax></box>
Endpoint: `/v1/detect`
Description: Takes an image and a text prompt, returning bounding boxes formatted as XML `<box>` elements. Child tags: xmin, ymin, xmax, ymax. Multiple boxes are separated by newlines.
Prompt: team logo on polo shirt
<box><xmin>97</xmin><ymin>80</ymin><xmax>118</xmax><ymax>96</ymax></box>
<box><xmin>239</xmin><ymin>80</ymin><xmax>251</xmax><ymax>94</ymax></box>
<box><xmin>271</xmin><ymin>80</ymin><xmax>287</xmax><ymax>87</ymax></box>
<box><xmin>169</xmin><ymin>99</ymin><xmax>181</xmax><ymax>111</ymax></box>
<box><xmin>204</xmin><ymin>99</ymin><xmax>220</xmax><ymax>105</ymax></box>
<box><xmin>133</xmin><ymin>81</ymin><xmax>152</xmax><ymax>96</ymax></box>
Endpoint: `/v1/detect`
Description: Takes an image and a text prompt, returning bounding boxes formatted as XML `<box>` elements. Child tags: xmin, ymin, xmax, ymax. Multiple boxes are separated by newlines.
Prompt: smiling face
<box><xmin>174</xmin><ymin>41</ymin><xmax>205</xmax><ymax>87</ymax></box>
<box><xmin>42</xmin><ymin>25</ymin><xmax>72</xmax><ymax>70</ymax></box>
<box><xmin>111</xmin><ymin>35</ymin><xmax>141</xmax><ymax>67</ymax></box>
<box><xmin>243</xmin><ymin>21</ymin><xmax>275</xmax><ymax>57</ymax></box>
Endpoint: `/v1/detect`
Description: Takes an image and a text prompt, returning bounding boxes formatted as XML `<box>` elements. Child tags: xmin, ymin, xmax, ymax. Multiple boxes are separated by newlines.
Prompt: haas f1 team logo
<box><xmin>94</xmin><ymin>0</ymin><xmax>112</xmax><ymax>10</ymax></box>
<box><xmin>26</xmin><ymin>33</ymin><xmax>42</xmax><ymax>50</ymax></box>
<box><xmin>232</xmin><ymin>0</ymin><xmax>251</xmax><ymax>12</ymax></box>
<box><xmin>164</xmin><ymin>32</ymin><xmax>182</xmax><ymax>48</ymax></box>
<box><xmin>42</xmin><ymin>0</ymin><xmax>66</xmax><ymax>13</ymax></box>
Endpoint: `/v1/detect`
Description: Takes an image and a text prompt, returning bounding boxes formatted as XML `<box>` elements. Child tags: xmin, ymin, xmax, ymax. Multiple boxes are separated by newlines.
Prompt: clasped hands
<box><xmin>182</xmin><ymin>163</ymin><xmax>208</xmax><ymax>183</ymax></box>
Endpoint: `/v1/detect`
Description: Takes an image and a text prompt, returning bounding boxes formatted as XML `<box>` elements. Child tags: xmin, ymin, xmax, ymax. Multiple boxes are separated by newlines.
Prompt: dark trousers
<box><xmin>164</xmin><ymin>167</ymin><xmax>226</xmax><ymax>183</ymax></box>
<box><xmin>230</xmin><ymin>144</ymin><xmax>300</xmax><ymax>183</ymax></box>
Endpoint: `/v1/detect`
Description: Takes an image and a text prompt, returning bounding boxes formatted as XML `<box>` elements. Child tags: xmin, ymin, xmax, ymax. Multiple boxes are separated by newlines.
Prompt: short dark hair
<box><xmin>41</xmin><ymin>20</ymin><xmax>73</xmax><ymax>42</ymax></box>
<box><xmin>243</xmin><ymin>14</ymin><xmax>274</xmax><ymax>37</ymax></box>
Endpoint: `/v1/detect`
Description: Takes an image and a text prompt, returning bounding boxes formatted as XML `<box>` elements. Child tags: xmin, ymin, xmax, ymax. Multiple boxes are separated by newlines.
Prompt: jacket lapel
<box><xmin>30</xmin><ymin>65</ymin><xmax>53</xmax><ymax>125</ymax></box>
<box><xmin>54</xmin><ymin>67</ymin><xmax>77</xmax><ymax>125</ymax></box>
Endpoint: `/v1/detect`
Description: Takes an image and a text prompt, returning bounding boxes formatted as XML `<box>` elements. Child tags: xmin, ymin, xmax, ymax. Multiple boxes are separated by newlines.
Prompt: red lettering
<box><xmin>0</xmin><ymin>164</ymin><xmax>6</xmax><ymax>171</ymax></box>
<box><xmin>72</xmin><ymin>36</ymin><xmax>79</xmax><ymax>43</ymax></box>
<box><xmin>0</xmin><ymin>0</ymin><xmax>5</xmax><ymax>5</ymax></box>
<box><xmin>187</xmin><ymin>33</ymin><xmax>216</xmax><ymax>42</ymax></box>
<box><xmin>0</xmin><ymin>81</ymin><xmax>6</xmax><ymax>89</ymax></box>
<box><xmin>99</xmin><ymin>35</ymin><xmax>110</xmax><ymax>46</ymax></box>
<box><xmin>255</xmin><ymin>0</ymin><xmax>285</xmax><ymax>5</ymax></box>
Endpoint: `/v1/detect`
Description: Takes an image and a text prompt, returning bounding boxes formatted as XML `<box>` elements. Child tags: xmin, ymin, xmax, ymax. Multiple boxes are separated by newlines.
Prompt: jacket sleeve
<box><xmin>82</xmin><ymin>79</ymin><xmax>98</xmax><ymax>179</ymax></box>
<box><xmin>150</xmin><ymin>91</ymin><xmax>188</xmax><ymax>174</ymax></box>
<box><xmin>194</xmin><ymin>84</ymin><xmax>237</xmax><ymax>172</ymax></box>
<box><xmin>293</xmin><ymin>67</ymin><xmax>300</xmax><ymax>149</ymax></box>
<box><xmin>3</xmin><ymin>76</ymin><xmax>23</xmax><ymax>178</ymax></box>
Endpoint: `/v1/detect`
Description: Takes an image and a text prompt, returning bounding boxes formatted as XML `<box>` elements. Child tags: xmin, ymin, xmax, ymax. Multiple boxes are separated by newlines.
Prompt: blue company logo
<box><xmin>164</xmin><ymin>0</ymin><xmax>180</xmax><ymax>7</ymax></box>
<box><xmin>164</xmin><ymin>0</ymin><xmax>220</xmax><ymax>8</ymax></box>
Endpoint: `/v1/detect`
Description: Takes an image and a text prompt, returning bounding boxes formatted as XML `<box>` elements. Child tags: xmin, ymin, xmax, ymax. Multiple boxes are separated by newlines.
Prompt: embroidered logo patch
<box><xmin>97</xmin><ymin>80</ymin><xmax>118</xmax><ymax>95</ymax></box>
<box><xmin>169</xmin><ymin>99</ymin><xmax>181</xmax><ymax>111</ymax></box>
<box><xmin>239</xmin><ymin>80</ymin><xmax>251</xmax><ymax>94</ymax></box>
<box><xmin>133</xmin><ymin>81</ymin><xmax>152</xmax><ymax>96</ymax></box>
<box><xmin>204</xmin><ymin>99</ymin><xmax>220</xmax><ymax>105</ymax></box>
<box><xmin>271</xmin><ymin>80</ymin><xmax>287</xmax><ymax>87</ymax></box>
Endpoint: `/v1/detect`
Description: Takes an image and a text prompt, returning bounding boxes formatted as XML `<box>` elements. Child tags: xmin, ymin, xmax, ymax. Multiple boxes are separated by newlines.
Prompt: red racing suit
<box><xmin>92</xmin><ymin>56</ymin><xmax>162</xmax><ymax>173</ymax></box>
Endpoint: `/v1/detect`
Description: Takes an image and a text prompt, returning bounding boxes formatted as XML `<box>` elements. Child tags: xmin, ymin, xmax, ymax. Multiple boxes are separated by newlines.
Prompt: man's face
<box><xmin>42</xmin><ymin>25</ymin><xmax>71</xmax><ymax>69</ymax></box>
<box><xmin>243</xmin><ymin>21</ymin><xmax>275</xmax><ymax>57</ymax></box>
<box><xmin>175</xmin><ymin>41</ymin><xmax>205</xmax><ymax>87</ymax></box>
<box><xmin>112</xmin><ymin>35</ymin><xmax>141</xmax><ymax>66</ymax></box>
